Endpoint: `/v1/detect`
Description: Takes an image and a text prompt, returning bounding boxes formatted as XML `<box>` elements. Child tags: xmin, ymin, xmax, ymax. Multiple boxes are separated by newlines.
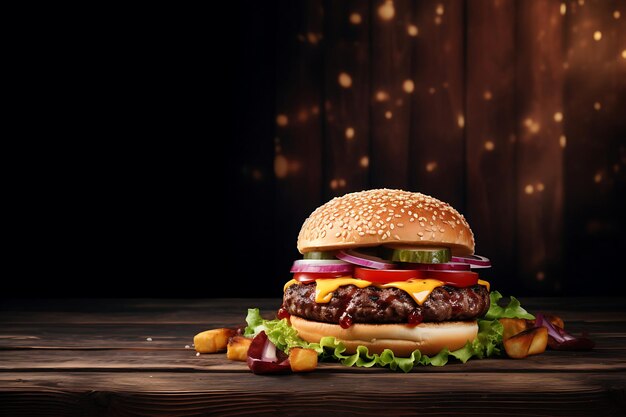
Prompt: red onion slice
<box><xmin>290</xmin><ymin>259</ymin><xmax>354</xmax><ymax>274</ymax></box>
<box><xmin>247</xmin><ymin>331</ymin><xmax>291</xmax><ymax>374</ymax></box>
<box><xmin>450</xmin><ymin>254</ymin><xmax>492</xmax><ymax>268</ymax></box>
<box><xmin>534</xmin><ymin>314</ymin><xmax>595</xmax><ymax>351</ymax></box>
<box><xmin>336</xmin><ymin>250</ymin><xmax>396</xmax><ymax>270</ymax></box>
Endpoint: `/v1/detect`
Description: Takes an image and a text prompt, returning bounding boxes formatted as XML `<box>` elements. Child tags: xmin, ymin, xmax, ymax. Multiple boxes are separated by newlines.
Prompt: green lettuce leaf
<box><xmin>484</xmin><ymin>291</ymin><xmax>535</xmax><ymax>320</ymax></box>
<box><xmin>244</xmin><ymin>308</ymin><xmax>320</xmax><ymax>353</ymax></box>
<box><xmin>243</xmin><ymin>292</ymin><xmax>528</xmax><ymax>372</ymax></box>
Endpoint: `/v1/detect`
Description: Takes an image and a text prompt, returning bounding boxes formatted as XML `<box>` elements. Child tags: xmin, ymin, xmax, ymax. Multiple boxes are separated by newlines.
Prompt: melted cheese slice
<box><xmin>478</xmin><ymin>279</ymin><xmax>490</xmax><ymax>291</ymax></box>
<box><xmin>284</xmin><ymin>277</ymin><xmax>491</xmax><ymax>306</ymax></box>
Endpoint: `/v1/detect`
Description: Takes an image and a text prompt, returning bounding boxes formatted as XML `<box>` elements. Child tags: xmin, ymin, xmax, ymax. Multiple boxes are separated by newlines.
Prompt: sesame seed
<box><xmin>146</xmin><ymin>337</ymin><xmax>152</xmax><ymax>342</ymax></box>
<box><xmin>418</xmin><ymin>232</ymin><xmax>424</xmax><ymax>236</ymax></box>
<box><xmin>394</xmin><ymin>234</ymin><xmax>401</xmax><ymax>240</ymax></box>
<box><xmin>390</xmin><ymin>223</ymin><xmax>395</xmax><ymax>230</ymax></box>
<box><xmin>335</xmin><ymin>232</ymin><xmax>341</xmax><ymax>237</ymax></box>
<box><xmin>196</xmin><ymin>352</ymin><xmax>201</xmax><ymax>356</ymax></box>
<box><xmin>377</xmin><ymin>230</ymin><xmax>384</xmax><ymax>235</ymax></box>
<box><xmin>397</xmin><ymin>223</ymin><xmax>404</xmax><ymax>227</ymax></box>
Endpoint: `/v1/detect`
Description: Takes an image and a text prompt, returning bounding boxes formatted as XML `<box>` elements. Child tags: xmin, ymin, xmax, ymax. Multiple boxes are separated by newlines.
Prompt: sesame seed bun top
<box><xmin>297</xmin><ymin>189</ymin><xmax>475</xmax><ymax>256</ymax></box>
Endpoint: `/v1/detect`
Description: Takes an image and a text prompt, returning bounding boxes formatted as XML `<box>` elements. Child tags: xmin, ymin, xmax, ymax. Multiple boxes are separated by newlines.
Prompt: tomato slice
<box><xmin>293</xmin><ymin>272</ymin><xmax>347</xmax><ymax>284</ymax></box>
<box><xmin>354</xmin><ymin>267</ymin><xmax>420</xmax><ymax>283</ymax></box>
<box><xmin>353</xmin><ymin>267</ymin><xmax>479</xmax><ymax>287</ymax></box>
<box><xmin>420</xmin><ymin>270</ymin><xmax>479</xmax><ymax>288</ymax></box>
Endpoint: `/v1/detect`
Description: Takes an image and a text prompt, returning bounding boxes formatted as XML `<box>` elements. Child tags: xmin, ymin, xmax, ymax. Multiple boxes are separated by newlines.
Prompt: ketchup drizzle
<box><xmin>339</xmin><ymin>311</ymin><xmax>353</xmax><ymax>329</ymax></box>
<box><xmin>277</xmin><ymin>306</ymin><xmax>291</xmax><ymax>320</ymax></box>
<box><xmin>407</xmin><ymin>309</ymin><xmax>423</xmax><ymax>326</ymax></box>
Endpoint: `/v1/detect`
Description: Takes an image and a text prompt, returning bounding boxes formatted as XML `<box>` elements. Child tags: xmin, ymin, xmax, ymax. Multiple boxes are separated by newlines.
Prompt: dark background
<box><xmin>6</xmin><ymin>0</ymin><xmax>625</xmax><ymax>298</ymax></box>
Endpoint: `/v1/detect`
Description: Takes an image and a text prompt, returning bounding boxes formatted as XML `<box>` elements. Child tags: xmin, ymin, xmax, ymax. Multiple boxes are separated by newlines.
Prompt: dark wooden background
<box><xmin>5</xmin><ymin>0</ymin><xmax>624</xmax><ymax>298</ymax></box>
<box><xmin>226</xmin><ymin>0</ymin><xmax>626</xmax><ymax>298</ymax></box>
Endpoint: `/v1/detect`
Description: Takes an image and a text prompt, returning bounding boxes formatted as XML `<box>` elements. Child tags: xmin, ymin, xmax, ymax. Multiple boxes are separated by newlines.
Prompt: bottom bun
<box><xmin>289</xmin><ymin>315</ymin><xmax>478</xmax><ymax>357</ymax></box>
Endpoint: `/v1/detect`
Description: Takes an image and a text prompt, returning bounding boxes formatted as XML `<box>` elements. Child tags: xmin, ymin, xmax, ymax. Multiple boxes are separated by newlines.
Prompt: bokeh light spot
<box><xmin>349</xmin><ymin>13</ymin><xmax>362</xmax><ymax>25</ymax></box>
<box><xmin>378</xmin><ymin>0</ymin><xmax>395</xmax><ymax>20</ymax></box>
<box><xmin>338</xmin><ymin>72</ymin><xmax>353</xmax><ymax>88</ymax></box>
<box><xmin>403</xmin><ymin>79</ymin><xmax>415</xmax><ymax>93</ymax></box>
<box><xmin>276</xmin><ymin>114</ymin><xmax>288</xmax><ymax>127</ymax></box>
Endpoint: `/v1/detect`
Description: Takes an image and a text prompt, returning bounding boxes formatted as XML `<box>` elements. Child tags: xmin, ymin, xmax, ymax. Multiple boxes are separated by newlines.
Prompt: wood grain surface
<box><xmin>0</xmin><ymin>298</ymin><xmax>625</xmax><ymax>416</ymax></box>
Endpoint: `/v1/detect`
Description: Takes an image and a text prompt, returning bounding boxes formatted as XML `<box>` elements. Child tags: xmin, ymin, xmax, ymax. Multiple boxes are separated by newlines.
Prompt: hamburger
<box><xmin>279</xmin><ymin>189</ymin><xmax>492</xmax><ymax>357</ymax></box>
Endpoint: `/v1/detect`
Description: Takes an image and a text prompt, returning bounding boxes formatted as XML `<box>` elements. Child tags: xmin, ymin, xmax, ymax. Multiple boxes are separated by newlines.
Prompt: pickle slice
<box><xmin>383</xmin><ymin>246</ymin><xmax>451</xmax><ymax>264</ymax></box>
<box><xmin>303</xmin><ymin>251</ymin><xmax>337</xmax><ymax>260</ymax></box>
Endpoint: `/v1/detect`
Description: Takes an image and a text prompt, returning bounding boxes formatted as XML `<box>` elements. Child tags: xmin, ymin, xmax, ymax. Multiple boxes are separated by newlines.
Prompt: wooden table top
<box><xmin>0</xmin><ymin>297</ymin><xmax>625</xmax><ymax>416</ymax></box>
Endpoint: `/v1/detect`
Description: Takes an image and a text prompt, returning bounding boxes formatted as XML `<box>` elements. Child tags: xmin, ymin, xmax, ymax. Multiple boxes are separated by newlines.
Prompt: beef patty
<box><xmin>283</xmin><ymin>283</ymin><xmax>490</xmax><ymax>325</ymax></box>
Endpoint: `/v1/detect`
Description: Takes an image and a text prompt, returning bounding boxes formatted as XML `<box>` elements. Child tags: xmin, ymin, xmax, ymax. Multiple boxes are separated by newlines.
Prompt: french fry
<box><xmin>499</xmin><ymin>318</ymin><xmax>530</xmax><ymax>340</ymax></box>
<box><xmin>227</xmin><ymin>336</ymin><xmax>252</xmax><ymax>361</ymax></box>
<box><xmin>289</xmin><ymin>348</ymin><xmax>318</xmax><ymax>372</ymax></box>
<box><xmin>528</xmin><ymin>327</ymin><xmax>548</xmax><ymax>355</ymax></box>
<box><xmin>194</xmin><ymin>328</ymin><xmax>235</xmax><ymax>353</ymax></box>
<box><xmin>504</xmin><ymin>327</ymin><xmax>548</xmax><ymax>359</ymax></box>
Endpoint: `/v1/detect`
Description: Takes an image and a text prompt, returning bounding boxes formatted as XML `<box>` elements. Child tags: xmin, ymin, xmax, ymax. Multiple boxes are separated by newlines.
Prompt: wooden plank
<box><xmin>465</xmin><ymin>0</ymin><xmax>518</xmax><ymax>294</ymax></box>
<box><xmin>322</xmin><ymin>0</ymin><xmax>370</xmax><ymax>197</ymax></box>
<box><xmin>0</xmin><ymin>346</ymin><xmax>624</xmax><ymax>372</ymax></box>
<box><xmin>409</xmin><ymin>0</ymin><xmax>465</xmax><ymax>210</ymax></box>
<box><xmin>274</xmin><ymin>0</ymin><xmax>325</xmax><ymax>281</ymax></box>
<box><xmin>515</xmin><ymin>0</ymin><xmax>565</xmax><ymax>294</ymax></box>
<box><xmin>0</xmin><ymin>298</ymin><xmax>281</xmax><ymax>324</ymax></box>
<box><xmin>0</xmin><ymin>323</ymin><xmax>622</xmax><ymax>350</ymax></box>
<box><xmin>0</xmin><ymin>323</ymin><xmax>200</xmax><ymax>349</ymax></box>
<box><xmin>0</xmin><ymin>372</ymin><xmax>624</xmax><ymax>416</ymax></box>
<box><xmin>562</xmin><ymin>0</ymin><xmax>626</xmax><ymax>295</ymax></box>
<box><xmin>0</xmin><ymin>296</ymin><xmax>622</xmax><ymax>318</ymax></box>
<box><xmin>4</xmin><ymin>297</ymin><xmax>626</xmax><ymax>324</ymax></box>
<box><xmin>369</xmin><ymin>0</ymin><xmax>413</xmax><ymax>189</ymax></box>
